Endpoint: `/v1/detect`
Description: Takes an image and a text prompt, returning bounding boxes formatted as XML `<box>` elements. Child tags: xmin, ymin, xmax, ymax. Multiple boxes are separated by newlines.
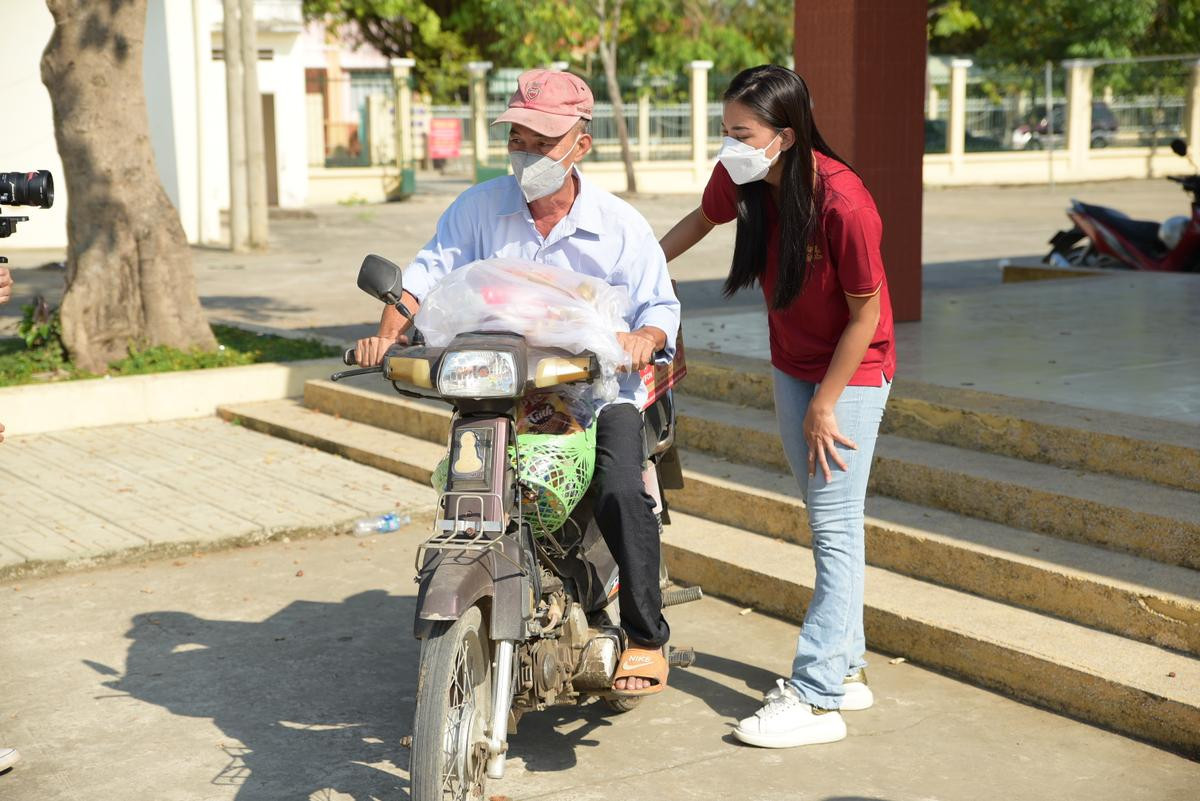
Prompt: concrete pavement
<box><xmin>2</xmin><ymin>508</ymin><xmax>1197</xmax><ymax>801</ymax></box>
<box><xmin>1</xmin><ymin>176</ymin><xmax>1188</xmax><ymax>337</ymax></box>
<box><xmin>687</xmin><ymin>268</ymin><xmax>1200</xmax><ymax>424</ymax></box>
<box><xmin>0</xmin><ymin>417</ymin><xmax>436</xmax><ymax>580</ymax></box>
<box><xmin>3</xmin><ymin>175</ymin><xmax>1193</xmax><ymax>424</ymax></box>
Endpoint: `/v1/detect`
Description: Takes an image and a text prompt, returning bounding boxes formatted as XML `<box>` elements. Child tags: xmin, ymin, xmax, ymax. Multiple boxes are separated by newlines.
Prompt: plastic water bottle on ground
<box><xmin>354</xmin><ymin>512</ymin><xmax>410</xmax><ymax>536</ymax></box>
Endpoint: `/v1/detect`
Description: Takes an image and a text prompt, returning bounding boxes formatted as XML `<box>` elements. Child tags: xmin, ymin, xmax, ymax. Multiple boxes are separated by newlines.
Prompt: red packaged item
<box><xmin>639</xmin><ymin>320</ymin><xmax>686</xmax><ymax>410</ymax></box>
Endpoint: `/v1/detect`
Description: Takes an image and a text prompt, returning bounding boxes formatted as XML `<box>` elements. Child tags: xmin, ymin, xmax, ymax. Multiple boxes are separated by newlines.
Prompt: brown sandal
<box><xmin>611</xmin><ymin>645</ymin><xmax>669</xmax><ymax>697</ymax></box>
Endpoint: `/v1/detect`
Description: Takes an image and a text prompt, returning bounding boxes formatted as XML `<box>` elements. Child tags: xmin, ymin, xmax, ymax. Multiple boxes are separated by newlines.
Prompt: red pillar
<box><xmin>794</xmin><ymin>1</ymin><xmax>925</xmax><ymax>321</ymax></box>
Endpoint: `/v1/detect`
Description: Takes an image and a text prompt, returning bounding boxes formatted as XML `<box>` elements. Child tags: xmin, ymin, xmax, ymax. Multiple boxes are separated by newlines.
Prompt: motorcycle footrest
<box><xmin>662</xmin><ymin>585</ymin><xmax>703</xmax><ymax>608</ymax></box>
<box><xmin>668</xmin><ymin>646</ymin><xmax>696</xmax><ymax>668</ymax></box>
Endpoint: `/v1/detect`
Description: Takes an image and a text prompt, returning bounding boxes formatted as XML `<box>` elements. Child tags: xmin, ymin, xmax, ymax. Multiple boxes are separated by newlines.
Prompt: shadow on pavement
<box><xmin>507</xmin><ymin>700</ymin><xmax>616</xmax><ymax>773</ymax></box>
<box><xmin>669</xmin><ymin>651</ymin><xmax>780</xmax><ymax>720</ymax></box>
<box><xmin>88</xmin><ymin>590</ymin><xmax>416</xmax><ymax>801</ymax></box>
<box><xmin>302</xmin><ymin>322</ymin><xmax>379</xmax><ymax>345</ymax></box>
<box><xmin>200</xmin><ymin>295</ymin><xmax>314</xmax><ymax>321</ymax></box>
<box><xmin>87</xmin><ymin>593</ymin><xmax>839</xmax><ymax>797</ymax></box>
<box><xmin>675</xmin><ymin>278</ymin><xmax>764</xmax><ymax>316</ymax></box>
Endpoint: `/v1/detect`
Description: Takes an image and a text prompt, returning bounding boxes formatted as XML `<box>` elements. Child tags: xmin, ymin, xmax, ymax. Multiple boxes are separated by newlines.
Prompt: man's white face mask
<box><xmin>510</xmin><ymin>132</ymin><xmax>582</xmax><ymax>202</ymax></box>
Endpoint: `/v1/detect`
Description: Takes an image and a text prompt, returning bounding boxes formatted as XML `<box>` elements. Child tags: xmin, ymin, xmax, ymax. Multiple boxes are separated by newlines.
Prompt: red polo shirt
<box><xmin>701</xmin><ymin>153</ymin><xmax>896</xmax><ymax>387</ymax></box>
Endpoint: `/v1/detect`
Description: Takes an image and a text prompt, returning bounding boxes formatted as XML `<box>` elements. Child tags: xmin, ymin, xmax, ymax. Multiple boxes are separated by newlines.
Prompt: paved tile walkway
<box><xmin>0</xmin><ymin>418</ymin><xmax>437</xmax><ymax>578</ymax></box>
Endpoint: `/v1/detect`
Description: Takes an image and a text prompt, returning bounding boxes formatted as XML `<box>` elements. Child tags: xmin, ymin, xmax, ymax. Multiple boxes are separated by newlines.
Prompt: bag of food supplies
<box><xmin>414</xmin><ymin>258</ymin><xmax>632</xmax><ymax>401</ymax></box>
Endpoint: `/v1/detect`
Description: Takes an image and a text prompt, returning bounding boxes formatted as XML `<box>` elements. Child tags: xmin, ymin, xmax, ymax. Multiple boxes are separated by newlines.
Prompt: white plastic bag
<box><xmin>414</xmin><ymin>258</ymin><xmax>632</xmax><ymax>401</ymax></box>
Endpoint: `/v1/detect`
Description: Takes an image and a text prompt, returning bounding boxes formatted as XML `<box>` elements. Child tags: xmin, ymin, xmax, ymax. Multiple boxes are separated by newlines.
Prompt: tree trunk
<box><xmin>593</xmin><ymin>0</ymin><xmax>637</xmax><ymax>194</ymax></box>
<box><xmin>41</xmin><ymin>0</ymin><xmax>217</xmax><ymax>373</ymax></box>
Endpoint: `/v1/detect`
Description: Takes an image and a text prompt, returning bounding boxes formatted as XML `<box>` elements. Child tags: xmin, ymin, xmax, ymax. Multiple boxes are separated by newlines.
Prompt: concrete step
<box><xmin>224</xmin><ymin>390</ymin><xmax>1200</xmax><ymax>658</ymax></box>
<box><xmin>218</xmin><ymin>398</ymin><xmax>442</xmax><ymax>487</ymax></box>
<box><xmin>676</xmin><ymin>394</ymin><xmax>1200</xmax><ymax>571</ymax></box>
<box><xmin>304</xmin><ymin>379</ymin><xmax>452</xmax><ymax>444</ymax></box>
<box><xmin>681</xmin><ymin>350</ymin><xmax>1200</xmax><ymax>493</ymax></box>
<box><xmin>217</xmin><ymin>395</ymin><xmax>1200</xmax><ymax>755</ymax></box>
<box><xmin>672</xmin><ymin>451</ymin><xmax>1200</xmax><ymax>657</ymax></box>
<box><xmin>661</xmin><ymin>511</ymin><xmax>1200</xmax><ymax>759</ymax></box>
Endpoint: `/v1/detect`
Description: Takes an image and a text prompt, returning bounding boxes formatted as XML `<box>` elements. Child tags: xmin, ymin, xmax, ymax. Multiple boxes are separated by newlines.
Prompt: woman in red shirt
<box><xmin>661</xmin><ymin>65</ymin><xmax>895</xmax><ymax>749</ymax></box>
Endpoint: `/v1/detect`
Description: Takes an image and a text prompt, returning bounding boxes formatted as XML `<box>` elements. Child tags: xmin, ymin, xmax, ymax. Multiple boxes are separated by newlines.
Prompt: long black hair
<box><xmin>721</xmin><ymin>65</ymin><xmax>852</xmax><ymax>310</ymax></box>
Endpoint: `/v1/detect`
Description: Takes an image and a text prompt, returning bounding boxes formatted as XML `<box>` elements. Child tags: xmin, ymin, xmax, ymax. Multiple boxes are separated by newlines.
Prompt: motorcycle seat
<box><xmin>1077</xmin><ymin>202</ymin><xmax>1167</xmax><ymax>256</ymax></box>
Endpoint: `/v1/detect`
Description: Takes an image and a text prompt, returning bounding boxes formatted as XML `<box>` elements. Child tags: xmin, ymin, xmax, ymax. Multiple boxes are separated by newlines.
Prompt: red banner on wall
<box><xmin>428</xmin><ymin>118</ymin><xmax>462</xmax><ymax>159</ymax></box>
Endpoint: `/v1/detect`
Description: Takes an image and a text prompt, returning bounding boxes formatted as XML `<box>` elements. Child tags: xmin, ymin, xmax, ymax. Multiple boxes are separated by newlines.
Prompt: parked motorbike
<box><xmin>333</xmin><ymin>255</ymin><xmax>699</xmax><ymax>801</ymax></box>
<box><xmin>1045</xmin><ymin>138</ymin><xmax>1200</xmax><ymax>272</ymax></box>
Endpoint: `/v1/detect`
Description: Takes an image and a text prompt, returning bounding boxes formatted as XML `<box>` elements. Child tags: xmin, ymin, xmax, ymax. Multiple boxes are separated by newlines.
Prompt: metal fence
<box><xmin>924</xmin><ymin>60</ymin><xmax>1194</xmax><ymax>154</ymax></box>
<box><xmin>432</xmin><ymin>101</ymin><xmax>726</xmax><ymax>166</ymax></box>
<box><xmin>1094</xmin><ymin>61</ymin><xmax>1193</xmax><ymax>147</ymax></box>
<box><xmin>1103</xmin><ymin>98</ymin><xmax>1188</xmax><ymax>146</ymax></box>
<box><xmin>950</xmin><ymin>95</ymin><xmax>1189</xmax><ymax>152</ymax></box>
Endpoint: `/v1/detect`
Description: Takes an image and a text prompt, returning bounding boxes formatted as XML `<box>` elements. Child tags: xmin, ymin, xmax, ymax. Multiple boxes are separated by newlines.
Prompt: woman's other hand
<box><xmin>803</xmin><ymin>401</ymin><xmax>857</xmax><ymax>482</ymax></box>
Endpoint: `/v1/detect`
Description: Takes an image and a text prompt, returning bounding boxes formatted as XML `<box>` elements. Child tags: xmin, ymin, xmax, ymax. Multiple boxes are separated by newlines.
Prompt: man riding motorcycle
<box><xmin>354</xmin><ymin>68</ymin><xmax>680</xmax><ymax>696</ymax></box>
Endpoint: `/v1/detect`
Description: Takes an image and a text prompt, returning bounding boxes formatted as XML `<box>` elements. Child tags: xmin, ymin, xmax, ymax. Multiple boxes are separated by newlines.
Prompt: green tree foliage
<box><xmin>929</xmin><ymin>0</ymin><xmax>1199</xmax><ymax>66</ymax></box>
<box><xmin>928</xmin><ymin>0</ymin><xmax>1199</xmax><ymax>98</ymax></box>
<box><xmin>303</xmin><ymin>0</ymin><xmax>795</xmax><ymax>101</ymax></box>
<box><xmin>302</xmin><ymin>0</ymin><xmax>476</xmax><ymax>99</ymax></box>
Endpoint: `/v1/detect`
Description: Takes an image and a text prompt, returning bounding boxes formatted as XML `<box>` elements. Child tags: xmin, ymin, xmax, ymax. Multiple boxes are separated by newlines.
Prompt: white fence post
<box><xmin>927</xmin><ymin>84</ymin><xmax>941</xmax><ymax>120</ymax></box>
<box><xmin>949</xmin><ymin>58</ymin><xmax>971</xmax><ymax>170</ymax></box>
<box><xmin>1063</xmin><ymin>59</ymin><xmax>1095</xmax><ymax>176</ymax></box>
<box><xmin>391</xmin><ymin>58</ymin><xmax>415</xmax><ymax>167</ymax></box>
<box><xmin>391</xmin><ymin>57</ymin><xmax>416</xmax><ymax>196</ymax></box>
<box><xmin>638</xmin><ymin>89</ymin><xmax>651</xmax><ymax>163</ymax></box>
<box><xmin>689</xmin><ymin>60</ymin><xmax>713</xmax><ymax>182</ymax></box>
<box><xmin>467</xmin><ymin>61</ymin><xmax>493</xmax><ymax>167</ymax></box>
<box><xmin>1187</xmin><ymin>60</ymin><xmax>1200</xmax><ymax>154</ymax></box>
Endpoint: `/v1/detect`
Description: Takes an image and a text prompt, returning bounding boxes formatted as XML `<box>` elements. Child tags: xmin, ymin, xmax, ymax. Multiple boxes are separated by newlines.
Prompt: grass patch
<box><xmin>0</xmin><ymin>324</ymin><xmax>340</xmax><ymax>388</ymax></box>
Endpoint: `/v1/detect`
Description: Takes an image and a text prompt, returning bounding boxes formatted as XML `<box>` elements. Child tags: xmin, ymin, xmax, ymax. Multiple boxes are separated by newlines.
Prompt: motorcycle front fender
<box><xmin>414</xmin><ymin>537</ymin><xmax>531</xmax><ymax>641</ymax></box>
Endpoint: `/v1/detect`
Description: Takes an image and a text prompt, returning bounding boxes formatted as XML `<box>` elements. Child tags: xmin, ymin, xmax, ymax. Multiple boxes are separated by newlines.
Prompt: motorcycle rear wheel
<box><xmin>1066</xmin><ymin>244</ymin><xmax>1126</xmax><ymax>270</ymax></box>
<box><xmin>411</xmin><ymin>605</ymin><xmax>493</xmax><ymax>801</ymax></box>
<box><xmin>604</xmin><ymin>696</ymin><xmax>643</xmax><ymax>713</ymax></box>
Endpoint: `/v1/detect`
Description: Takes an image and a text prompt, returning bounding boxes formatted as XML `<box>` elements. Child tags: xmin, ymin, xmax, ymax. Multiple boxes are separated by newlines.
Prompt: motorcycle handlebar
<box><xmin>343</xmin><ymin>347</ymin><xmax>357</xmax><ymax>366</ymax></box>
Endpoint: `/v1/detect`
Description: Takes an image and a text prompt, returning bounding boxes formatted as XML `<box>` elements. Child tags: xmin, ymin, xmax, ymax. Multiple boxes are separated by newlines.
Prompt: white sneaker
<box><xmin>734</xmin><ymin>679</ymin><xmax>847</xmax><ymax>748</ymax></box>
<box><xmin>763</xmin><ymin>669</ymin><xmax>875</xmax><ymax>711</ymax></box>
<box><xmin>0</xmin><ymin>748</ymin><xmax>19</xmax><ymax>773</ymax></box>
<box><xmin>841</xmin><ymin>669</ymin><xmax>874</xmax><ymax>711</ymax></box>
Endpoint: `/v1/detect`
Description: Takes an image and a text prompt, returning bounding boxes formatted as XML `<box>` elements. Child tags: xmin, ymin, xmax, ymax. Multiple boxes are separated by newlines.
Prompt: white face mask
<box><xmin>717</xmin><ymin>133</ymin><xmax>782</xmax><ymax>184</ymax></box>
<box><xmin>510</xmin><ymin>133</ymin><xmax>581</xmax><ymax>202</ymax></box>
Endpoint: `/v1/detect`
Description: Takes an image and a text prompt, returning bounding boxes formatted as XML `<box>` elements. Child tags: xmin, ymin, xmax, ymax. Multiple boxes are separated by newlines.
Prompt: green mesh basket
<box><xmin>430</xmin><ymin>424</ymin><xmax>597</xmax><ymax>538</ymax></box>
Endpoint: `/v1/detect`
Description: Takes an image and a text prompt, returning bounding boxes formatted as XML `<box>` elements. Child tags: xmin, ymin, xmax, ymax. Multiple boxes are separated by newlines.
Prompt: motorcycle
<box><xmin>1045</xmin><ymin>138</ymin><xmax>1200</xmax><ymax>272</ymax></box>
<box><xmin>333</xmin><ymin>255</ymin><xmax>700</xmax><ymax>801</ymax></box>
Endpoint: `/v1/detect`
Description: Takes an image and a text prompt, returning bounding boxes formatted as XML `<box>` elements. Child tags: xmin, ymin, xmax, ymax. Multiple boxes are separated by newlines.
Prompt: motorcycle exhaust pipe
<box><xmin>662</xmin><ymin>585</ymin><xmax>703</xmax><ymax>607</ymax></box>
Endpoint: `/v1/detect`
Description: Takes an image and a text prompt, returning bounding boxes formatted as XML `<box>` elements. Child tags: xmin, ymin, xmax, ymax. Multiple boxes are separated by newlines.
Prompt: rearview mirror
<box><xmin>357</xmin><ymin>254</ymin><xmax>404</xmax><ymax>304</ymax></box>
<box><xmin>1170</xmin><ymin>138</ymin><xmax>1188</xmax><ymax>157</ymax></box>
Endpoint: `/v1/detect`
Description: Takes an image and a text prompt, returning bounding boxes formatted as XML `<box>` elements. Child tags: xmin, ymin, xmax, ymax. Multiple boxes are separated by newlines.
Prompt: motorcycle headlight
<box><xmin>437</xmin><ymin>350</ymin><xmax>521</xmax><ymax>398</ymax></box>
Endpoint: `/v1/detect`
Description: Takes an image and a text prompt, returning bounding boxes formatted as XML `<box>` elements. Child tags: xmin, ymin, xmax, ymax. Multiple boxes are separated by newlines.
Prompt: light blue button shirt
<box><xmin>401</xmin><ymin>168</ymin><xmax>680</xmax><ymax>408</ymax></box>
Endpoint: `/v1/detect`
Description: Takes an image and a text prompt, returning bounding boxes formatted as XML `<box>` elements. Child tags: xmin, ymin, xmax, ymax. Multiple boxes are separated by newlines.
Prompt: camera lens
<box><xmin>0</xmin><ymin>171</ymin><xmax>54</xmax><ymax>209</ymax></box>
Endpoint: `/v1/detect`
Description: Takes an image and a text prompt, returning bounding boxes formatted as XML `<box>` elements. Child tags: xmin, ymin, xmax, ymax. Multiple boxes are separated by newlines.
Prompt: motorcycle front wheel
<box><xmin>411</xmin><ymin>605</ymin><xmax>493</xmax><ymax>801</ymax></box>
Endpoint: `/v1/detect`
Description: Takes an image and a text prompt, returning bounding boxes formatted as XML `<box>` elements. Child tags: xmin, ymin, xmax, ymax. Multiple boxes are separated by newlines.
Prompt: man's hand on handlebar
<box><xmin>616</xmin><ymin>329</ymin><xmax>658</xmax><ymax>371</ymax></box>
<box><xmin>354</xmin><ymin>333</ymin><xmax>409</xmax><ymax>367</ymax></box>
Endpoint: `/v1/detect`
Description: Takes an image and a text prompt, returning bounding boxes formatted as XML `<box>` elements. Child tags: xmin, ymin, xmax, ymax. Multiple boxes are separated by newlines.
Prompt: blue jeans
<box><xmin>773</xmin><ymin>368</ymin><xmax>891</xmax><ymax>710</ymax></box>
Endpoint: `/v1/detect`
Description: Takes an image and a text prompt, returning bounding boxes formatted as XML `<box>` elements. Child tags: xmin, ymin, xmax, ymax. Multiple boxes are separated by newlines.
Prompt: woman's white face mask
<box><xmin>510</xmin><ymin>133</ymin><xmax>581</xmax><ymax>202</ymax></box>
<box><xmin>716</xmin><ymin>133</ymin><xmax>781</xmax><ymax>184</ymax></box>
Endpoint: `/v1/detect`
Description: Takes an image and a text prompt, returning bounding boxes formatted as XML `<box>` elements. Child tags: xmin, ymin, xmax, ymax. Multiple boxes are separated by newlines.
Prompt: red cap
<box><xmin>491</xmin><ymin>69</ymin><xmax>594</xmax><ymax>138</ymax></box>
